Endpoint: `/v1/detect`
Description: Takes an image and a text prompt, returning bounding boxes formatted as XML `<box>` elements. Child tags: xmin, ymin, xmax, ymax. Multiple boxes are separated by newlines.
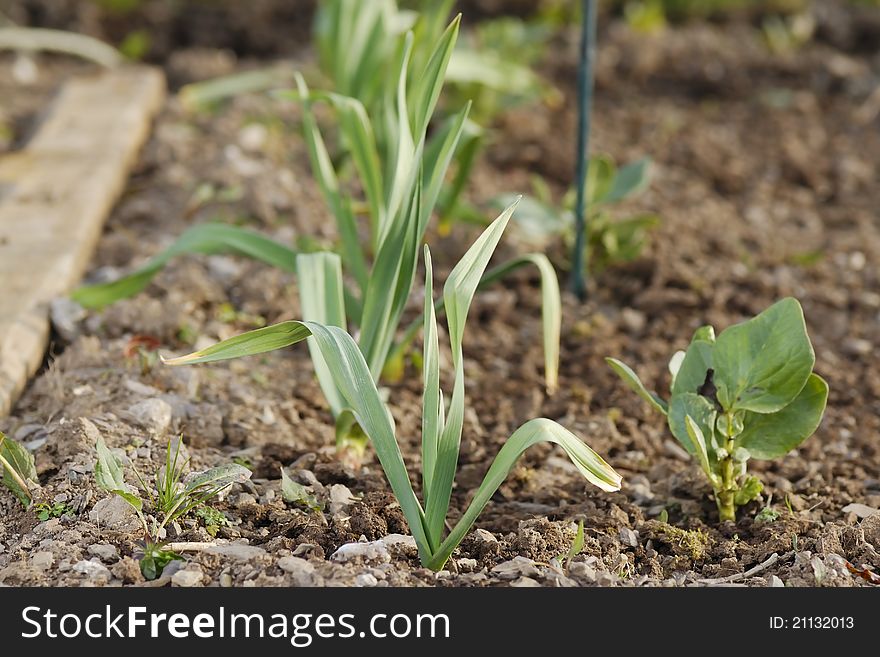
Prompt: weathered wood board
<box><xmin>0</xmin><ymin>66</ymin><xmax>165</xmax><ymax>416</ymax></box>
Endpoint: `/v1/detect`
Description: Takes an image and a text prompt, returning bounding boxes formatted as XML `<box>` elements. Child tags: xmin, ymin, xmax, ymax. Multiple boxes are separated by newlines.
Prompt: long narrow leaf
<box><xmin>311</xmin><ymin>91</ymin><xmax>386</xmax><ymax>239</ymax></box>
<box><xmin>302</xmin><ymin>322</ymin><xmax>432</xmax><ymax>562</ymax></box>
<box><xmin>420</xmin><ymin>246</ymin><xmax>441</xmax><ymax>537</ymax></box>
<box><xmin>421</xmin><ymin>103</ymin><xmax>470</xmax><ymax>235</ymax></box>
<box><xmin>72</xmin><ymin>223</ymin><xmax>298</xmax><ymax>309</ymax></box>
<box><xmin>161</xmin><ymin>321</ymin><xmax>312</xmax><ymax>365</ymax></box>
<box><xmin>358</xmin><ymin>169</ymin><xmax>423</xmax><ymax>381</ymax></box>
<box><xmin>444</xmin><ymin>200</ymin><xmax>518</xmax><ymax>363</ymax></box>
<box><xmin>296</xmin><ymin>252</ymin><xmax>348</xmax><ymax>416</ymax></box>
<box><xmin>383</xmin><ymin>33</ymin><xmax>416</xmax><ymax>239</ymax></box>
<box><xmin>425</xmin><ymin>201</ymin><xmax>518</xmax><ymax>542</ymax></box>
<box><xmin>183</xmin><ymin>463</ymin><xmax>251</xmax><ymax>496</ymax></box>
<box><xmin>409</xmin><ymin>14</ymin><xmax>460</xmax><ymax>140</ymax></box>
<box><xmin>294</xmin><ymin>74</ymin><xmax>369</xmax><ymax>293</ymax></box>
<box><xmin>479</xmin><ymin>253</ymin><xmax>561</xmax><ymax>393</ymax></box>
<box><xmin>427</xmin><ymin>418</ymin><xmax>622</xmax><ymax>570</ymax></box>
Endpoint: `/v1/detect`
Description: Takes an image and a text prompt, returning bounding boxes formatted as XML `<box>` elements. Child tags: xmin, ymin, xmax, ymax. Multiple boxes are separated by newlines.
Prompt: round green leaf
<box><xmin>712</xmin><ymin>298</ymin><xmax>815</xmax><ymax>413</ymax></box>
<box><xmin>737</xmin><ymin>373</ymin><xmax>828</xmax><ymax>460</ymax></box>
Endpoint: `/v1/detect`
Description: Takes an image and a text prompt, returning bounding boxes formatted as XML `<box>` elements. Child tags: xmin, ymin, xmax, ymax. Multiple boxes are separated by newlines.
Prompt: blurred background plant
<box><xmin>494</xmin><ymin>157</ymin><xmax>659</xmax><ymax>276</ymax></box>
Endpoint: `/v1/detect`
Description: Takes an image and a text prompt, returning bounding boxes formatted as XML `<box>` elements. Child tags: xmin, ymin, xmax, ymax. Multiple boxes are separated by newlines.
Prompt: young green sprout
<box><xmin>607</xmin><ymin>298</ymin><xmax>828</xmax><ymax>522</ymax></box>
<box><xmin>164</xmin><ymin>209</ymin><xmax>621</xmax><ymax>570</ymax></box>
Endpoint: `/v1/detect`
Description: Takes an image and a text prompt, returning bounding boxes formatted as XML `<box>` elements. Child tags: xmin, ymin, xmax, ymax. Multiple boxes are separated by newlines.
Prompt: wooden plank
<box><xmin>0</xmin><ymin>66</ymin><xmax>166</xmax><ymax>416</ymax></box>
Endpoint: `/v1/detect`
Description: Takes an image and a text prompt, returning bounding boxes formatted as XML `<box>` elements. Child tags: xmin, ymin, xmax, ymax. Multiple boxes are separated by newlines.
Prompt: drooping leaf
<box><xmin>178</xmin><ymin>65</ymin><xmax>295</xmax><ymax>112</ymax></box>
<box><xmin>737</xmin><ymin>373</ymin><xmax>828</xmax><ymax>460</ymax></box>
<box><xmin>712</xmin><ymin>298</ymin><xmax>815</xmax><ymax>413</ymax></box>
<box><xmin>606</xmin><ymin>358</ymin><xmax>668</xmax><ymax>415</ymax></box>
<box><xmin>72</xmin><ymin>224</ymin><xmax>298</xmax><ymax>309</ymax></box>
<box><xmin>161</xmin><ymin>321</ymin><xmax>312</xmax><ymax>366</ymax></box>
<box><xmin>481</xmin><ymin>253</ymin><xmax>561</xmax><ymax>393</ymax></box>
<box><xmin>426</xmin><ymin>418</ymin><xmax>621</xmax><ymax>570</ymax></box>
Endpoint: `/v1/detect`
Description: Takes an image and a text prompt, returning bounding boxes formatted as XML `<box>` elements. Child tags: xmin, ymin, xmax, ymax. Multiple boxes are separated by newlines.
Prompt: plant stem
<box><xmin>716</xmin><ymin>413</ymin><xmax>738</xmax><ymax>522</ymax></box>
<box><xmin>570</xmin><ymin>0</ymin><xmax>596</xmax><ymax>301</ymax></box>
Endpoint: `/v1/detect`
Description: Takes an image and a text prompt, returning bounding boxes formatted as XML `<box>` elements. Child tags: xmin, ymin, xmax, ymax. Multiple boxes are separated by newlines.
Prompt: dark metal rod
<box><xmin>570</xmin><ymin>0</ymin><xmax>596</xmax><ymax>301</ymax></box>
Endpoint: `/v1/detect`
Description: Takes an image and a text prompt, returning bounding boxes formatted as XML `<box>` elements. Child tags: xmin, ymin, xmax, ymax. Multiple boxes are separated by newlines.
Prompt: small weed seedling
<box><xmin>495</xmin><ymin>155</ymin><xmax>659</xmax><ymax>274</ymax></box>
<box><xmin>165</xmin><ymin>210</ymin><xmax>621</xmax><ymax>570</ymax></box>
<box><xmin>34</xmin><ymin>501</ymin><xmax>73</xmax><ymax>521</ymax></box>
<box><xmin>94</xmin><ymin>435</ymin><xmax>250</xmax><ymax>578</ymax></box>
<box><xmin>559</xmin><ymin>519</ymin><xmax>586</xmax><ymax>567</ymax></box>
<box><xmin>607</xmin><ymin>298</ymin><xmax>828</xmax><ymax>522</ymax></box>
<box><xmin>195</xmin><ymin>506</ymin><xmax>230</xmax><ymax>537</ymax></box>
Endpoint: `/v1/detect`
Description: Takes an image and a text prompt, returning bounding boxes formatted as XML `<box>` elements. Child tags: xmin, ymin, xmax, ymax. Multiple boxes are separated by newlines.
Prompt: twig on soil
<box><xmin>165</xmin><ymin>541</ymin><xmax>221</xmax><ymax>552</ymax></box>
<box><xmin>696</xmin><ymin>551</ymin><xmax>790</xmax><ymax>585</ymax></box>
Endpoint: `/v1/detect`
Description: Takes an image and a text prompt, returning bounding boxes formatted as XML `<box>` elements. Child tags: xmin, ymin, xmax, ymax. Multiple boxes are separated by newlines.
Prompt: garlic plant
<box><xmin>165</xmin><ymin>208</ymin><xmax>621</xmax><ymax>570</ymax></box>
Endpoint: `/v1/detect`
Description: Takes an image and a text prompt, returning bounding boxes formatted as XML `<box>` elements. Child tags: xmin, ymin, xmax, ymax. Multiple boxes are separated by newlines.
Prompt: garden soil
<box><xmin>1</xmin><ymin>8</ymin><xmax>879</xmax><ymax>587</ymax></box>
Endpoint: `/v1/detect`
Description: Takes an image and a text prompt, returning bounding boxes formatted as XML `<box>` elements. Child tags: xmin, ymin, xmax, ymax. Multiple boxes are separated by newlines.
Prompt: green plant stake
<box><xmin>570</xmin><ymin>0</ymin><xmax>597</xmax><ymax>299</ymax></box>
<box><xmin>607</xmin><ymin>298</ymin><xmax>828</xmax><ymax>521</ymax></box>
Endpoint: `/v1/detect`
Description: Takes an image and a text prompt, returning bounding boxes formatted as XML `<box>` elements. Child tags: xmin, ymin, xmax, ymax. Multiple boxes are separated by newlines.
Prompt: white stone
<box><xmin>171</xmin><ymin>567</ymin><xmax>204</xmax><ymax>587</ymax></box>
<box><xmin>126</xmin><ymin>398</ymin><xmax>172</xmax><ymax>434</ymax></box>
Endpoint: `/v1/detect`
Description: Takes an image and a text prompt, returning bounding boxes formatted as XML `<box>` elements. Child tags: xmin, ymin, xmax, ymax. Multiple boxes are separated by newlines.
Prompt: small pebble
<box><xmin>171</xmin><ymin>567</ymin><xmax>204</xmax><ymax>587</ymax></box>
<box><xmin>355</xmin><ymin>573</ymin><xmax>379</xmax><ymax>587</ymax></box>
